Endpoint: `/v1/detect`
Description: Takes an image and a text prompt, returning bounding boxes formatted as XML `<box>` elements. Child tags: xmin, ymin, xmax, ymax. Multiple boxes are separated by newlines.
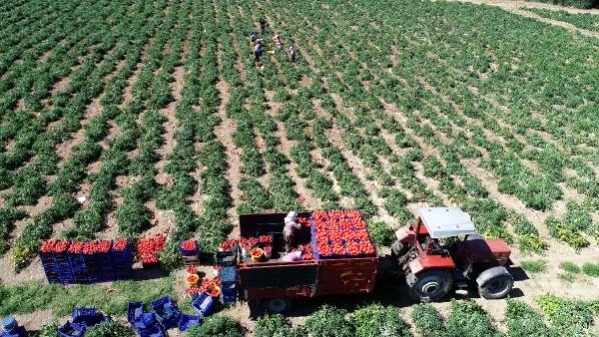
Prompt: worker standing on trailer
<box><xmin>287</xmin><ymin>42</ymin><xmax>296</xmax><ymax>63</ymax></box>
<box><xmin>283</xmin><ymin>211</ymin><xmax>301</xmax><ymax>251</ymax></box>
<box><xmin>273</xmin><ymin>32</ymin><xmax>284</xmax><ymax>49</ymax></box>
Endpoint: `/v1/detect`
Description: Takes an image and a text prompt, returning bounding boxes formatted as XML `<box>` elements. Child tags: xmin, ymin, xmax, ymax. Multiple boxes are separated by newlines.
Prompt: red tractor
<box><xmin>392</xmin><ymin>207</ymin><xmax>514</xmax><ymax>302</ymax></box>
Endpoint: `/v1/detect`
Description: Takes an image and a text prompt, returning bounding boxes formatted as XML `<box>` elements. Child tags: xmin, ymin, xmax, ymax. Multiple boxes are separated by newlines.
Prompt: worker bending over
<box><xmin>283</xmin><ymin>211</ymin><xmax>301</xmax><ymax>251</ymax></box>
<box><xmin>273</xmin><ymin>33</ymin><xmax>284</xmax><ymax>49</ymax></box>
<box><xmin>249</xmin><ymin>32</ymin><xmax>257</xmax><ymax>46</ymax></box>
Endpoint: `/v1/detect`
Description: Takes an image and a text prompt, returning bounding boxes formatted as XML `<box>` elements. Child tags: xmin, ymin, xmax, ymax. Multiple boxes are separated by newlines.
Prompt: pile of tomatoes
<box><xmin>136</xmin><ymin>233</ymin><xmax>167</xmax><ymax>265</ymax></box>
<box><xmin>40</xmin><ymin>240</ymin><xmax>71</xmax><ymax>253</ymax></box>
<box><xmin>180</xmin><ymin>239</ymin><xmax>198</xmax><ymax>252</ymax></box>
<box><xmin>68</xmin><ymin>241</ymin><xmax>85</xmax><ymax>253</ymax></box>
<box><xmin>217</xmin><ymin>239</ymin><xmax>238</xmax><ymax>252</ymax></box>
<box><xmin>297</xmin><ymin>244</ymin><xmax>314</xmax><ymax>260</ymax></box>
<box><xmin>312</xmin><ymin>210</ymin><xmax>376</xmax><ymax>258</ymax></box>
<box><xmin>113</xmin><ymin>239</ymin><xmax>129</xmax><ymax>252</ymax></box>
<box><xmin>82</xmin><ymin>240</ymin><xmax>112</xmax><ymax>254</ymax></box>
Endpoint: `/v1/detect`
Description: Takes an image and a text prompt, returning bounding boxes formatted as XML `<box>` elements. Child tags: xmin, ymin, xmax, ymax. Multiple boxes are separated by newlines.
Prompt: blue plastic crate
<box><xmin>0</xmin><ymin>326</ymin><xmax>26</xmax><ymax>337</ymax></box>
<box><xmin>151</xmin><ymin>297</ymin><xmax>181</xmax><ymax>330</ymax></box>
<box><xmin>215</xmin><ymin>251</ymin><xmax>236</xmax><ymax>267</ymax></box>
<box><xmin>132</xmin><ymin>313</ymin><xmax>159</xmax><ymax>331</ymax></box>
<box><xmin>179</xmin><ymin>240</ymin><xmax>198</xmax><ymax>256</ymax></box>
<box><xmin>137</xmin><ymin>324</ymin><xmax>163</xmax><ymax>337</ymax></box>
<box><xmin>221</xmin><ymin>295</ymin><xmax>237</xmax><ymax>304</ymax></box>
<box><xmin>218</xmin><ymin>266</ymin><xmax>236</xmax><ymax>282</ymax></box>
<box><xmin>58</xmin><ymin>321</ymin><xmax>85</xmax><ymax>337</ymax></box>
<box><xmin>71</xmin><ymin>308</ymin><xmax>106</xmax><ymax>328</ymax></box>
<box><xmin>178</xmin><ymin>314</ymin><xmax>201</xmax><ymax>331</ymax></box>
<box><xmin>192</xmin><ymin>292</ymin><xmax>215</xmax><ymax>317</ymax></box>
<box><xmin>220</xmin><ymin>281</ymin><xmax>236</xmax><ymax>296</ymax></box>
<box><xmin>127</xmin><ymin>301</ymin><xmax>145</xmax><ymax>323</ymax></box>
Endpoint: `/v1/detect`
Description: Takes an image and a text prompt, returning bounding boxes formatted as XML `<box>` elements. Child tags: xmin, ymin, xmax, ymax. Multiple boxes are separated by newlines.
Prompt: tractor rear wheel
<box><xmin>263</xmin><ymin>298</ymin><xmax>291</xmax><ymax>314</ymax></box>
<box><xmin>478</xmin><ymin>274</ymin><xmax>513</xmax><ymax>299</ymax></box>
<box><xmin>406</xmin><ymin>269</ymin><xmax>453</xmax><ymax>302</ymax></box>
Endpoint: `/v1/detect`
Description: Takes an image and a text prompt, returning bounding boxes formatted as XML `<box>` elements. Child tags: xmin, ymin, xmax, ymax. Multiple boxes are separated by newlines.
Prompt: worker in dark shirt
<box><xmin>259</xmin><ymin>17</ymin><xmax>267</xmax><ymax>34</ymax></box>
<box><xmin>254</xmin><ymin>41</ymin><xmax>263</xmax><ymax>66</ymax></box>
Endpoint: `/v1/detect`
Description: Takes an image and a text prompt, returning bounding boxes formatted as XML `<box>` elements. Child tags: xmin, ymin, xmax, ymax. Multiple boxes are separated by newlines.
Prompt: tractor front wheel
<box><xmin>406</xmin><ymin>269</ymin><xmax>453</xmax><ymax>302</ymax></box>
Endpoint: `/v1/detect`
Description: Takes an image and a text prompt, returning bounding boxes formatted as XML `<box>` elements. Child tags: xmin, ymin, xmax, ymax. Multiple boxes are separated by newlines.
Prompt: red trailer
<box><xmin>236</xmin><ymin>211</ymin><xmax>378</xmax><ymax>313</ymax></box>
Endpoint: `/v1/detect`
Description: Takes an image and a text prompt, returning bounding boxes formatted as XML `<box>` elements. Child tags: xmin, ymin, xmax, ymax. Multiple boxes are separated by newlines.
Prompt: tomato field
<box><xmin>0</xmin><ymin>0</ymin><xmax>598</xmax><ymax>335</ymax></box>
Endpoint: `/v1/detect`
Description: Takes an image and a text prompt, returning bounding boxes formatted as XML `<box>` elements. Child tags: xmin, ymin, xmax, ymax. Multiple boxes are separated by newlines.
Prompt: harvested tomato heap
<box><xmin>217</xmin><ymin>239</ymin><xmax>238</xmax><ymax>252</ymax></box>
<box><xmin>136</xmin><ymin>233</ymin><xmax>167</xmax><ymax>265</ymax></box>
<box><xmin>297</xmin><ymin>243</ymin><xmax>314</xmax><ymax>260</ymax></box>
<box><xmin>40</xmin><ymin>240</ymin><xmax>70</xmax><ymax>253</ymax></box>
<box><xmin>113</xmin><ymin>239</ymin><xmax>128</xmax><ymax>252</ymax></box>
<box><xmin>180</xmin><ymin>240</ymin><xmax>197</xmax><ymax>251</ymax></box>
<box><xmin>312</xmin><ymin>210</ymin><xmax>376</xmax><ymax>258</ymax></box>
<box><xmin>83</xmin><ymin>240</ymin><xmax>112</xmax><ymax>254</ymax></box>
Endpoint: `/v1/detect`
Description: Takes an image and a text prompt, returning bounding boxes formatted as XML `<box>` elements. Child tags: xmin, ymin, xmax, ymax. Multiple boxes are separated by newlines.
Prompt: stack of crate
<box><xmin>112</xmin><ymin>239</ymin><xmax>133</xmax><ymax>280</ymax></box>
<box><xmin>216</xmin><ymin>251</ymin><xmax>237</xmax><ymax>304</ymax></box>
<box><xmin>39</xmin><ymin>239</ymin><xmax>133</xmax><ymax>284</ymax></box>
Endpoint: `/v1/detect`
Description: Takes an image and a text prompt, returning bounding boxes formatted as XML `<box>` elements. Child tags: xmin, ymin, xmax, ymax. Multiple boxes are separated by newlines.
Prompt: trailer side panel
<box><xmin>314</xmin><ymin>257</ymin><xmax>378</xmax><ymax>296</ymax></box>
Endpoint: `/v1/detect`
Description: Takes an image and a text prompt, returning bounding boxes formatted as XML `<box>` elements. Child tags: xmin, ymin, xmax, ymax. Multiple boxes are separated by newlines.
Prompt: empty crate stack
<box><xmin>39</xmin><ymin>239</ymin><xmax>133</xmax><ymax>284</ymax></box>
<box><xmin>216</xmin><ymin>251</ymin><xmax>237</xmax><ymax>304</ymax></box>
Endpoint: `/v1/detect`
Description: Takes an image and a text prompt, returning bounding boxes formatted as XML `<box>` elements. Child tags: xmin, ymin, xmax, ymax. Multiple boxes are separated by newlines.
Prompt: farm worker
<box><xmin>254</xmin><ymin>41</ymin><xmax>263</xmax><ymax>63</ymax></box>
<box><xmin>273</xmin><ymin>33</ymin><xmax>284</xmax><ymax>49</ymax></box>
<box><xmin>249</xmin><ymin>31</ymin><xmax>257</xmax><ymax>46</ymax></box>
<box><xmin>287</xmin><ymin>42</ymin><xmax>296</xmax><ymax>63</ymax></box>
<box><xmin>283</xmin><ymin>211</ymin><xmax>301</xmax><ymax>251</ymax></box>
<box><xmin>259</xmin><ymin>17</ymin><xmax>267</xmax><ymax>33</ymax></box>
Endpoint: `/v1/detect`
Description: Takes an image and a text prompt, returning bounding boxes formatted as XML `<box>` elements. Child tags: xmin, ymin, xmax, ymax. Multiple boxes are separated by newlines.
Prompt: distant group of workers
<box><xmin>249</xmin><ymin>18</ymin><xmax>296</xmax><ymax>68</ymax></box>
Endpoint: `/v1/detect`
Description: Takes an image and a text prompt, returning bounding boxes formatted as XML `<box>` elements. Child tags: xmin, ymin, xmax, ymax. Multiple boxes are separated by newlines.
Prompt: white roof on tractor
<box><xmin>418</xmin><ymin>207</ymin><xmax>477</xmax><ymax>239</ymax></box>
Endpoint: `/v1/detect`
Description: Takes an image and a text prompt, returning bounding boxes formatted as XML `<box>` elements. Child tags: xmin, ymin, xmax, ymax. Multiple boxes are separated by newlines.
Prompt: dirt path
<box><xmin>448</xmin><ymin>0</ymin><xmax>599</xmax><ymax>37</ymax></box>
<box><xmin>451</xmin><ymin>0</ymin><xmax>599</xmax><ymax>13</ymax></box>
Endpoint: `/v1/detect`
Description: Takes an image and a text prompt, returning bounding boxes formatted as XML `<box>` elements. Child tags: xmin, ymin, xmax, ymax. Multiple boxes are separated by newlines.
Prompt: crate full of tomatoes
<box><xmin>310</xmin><ymin>210</ymin><xmax>376</xmax><ymax>259</ymax></box>
<box><xmin>39</xmin><ymin>239</ymin><xmax>133</xmax><ymax>284</ymax></box>
<box><xmin>179</xmin><ymin>240</ymin><xmax>198</xmax><ymax>256</ymax></box>
<box><xmin>136</xmin><ymin>233</ymin><xmax>167</xmax><ymax>266</ymax></box>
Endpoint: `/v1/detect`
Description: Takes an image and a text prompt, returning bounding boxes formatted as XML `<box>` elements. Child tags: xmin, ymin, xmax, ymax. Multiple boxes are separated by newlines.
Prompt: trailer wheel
<box><xmin>264</xmin><ymin>298</ymin><xmax>291</xmax><ymax>314</ymax></box>
<box><xmin>478</xmin><ymin>274</ymin><xmax>513</xmax><ymax>299</ymax></box>
<box><xmin>407</xmin><ymin>269</ymin><xmax>453</xmax><ymax>302</ymax></box>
